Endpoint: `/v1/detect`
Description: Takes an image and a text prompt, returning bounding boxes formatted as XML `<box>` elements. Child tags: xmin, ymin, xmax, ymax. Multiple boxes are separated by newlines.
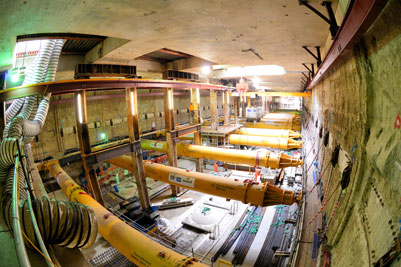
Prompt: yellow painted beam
<box><xmin>240</xmin><ymin>91</ymin><xmax>311</xmax><ymax>97</ymax></box>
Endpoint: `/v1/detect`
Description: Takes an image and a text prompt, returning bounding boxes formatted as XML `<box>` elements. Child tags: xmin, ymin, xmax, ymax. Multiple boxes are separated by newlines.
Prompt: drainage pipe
<box><xmin>237</xmin><ymin>128</ymin><xmax>301</xmax><ymax>139</ymax></box>
<box><xmin>228</xmin><ymin>134</ymin><xmax>302</xmax><ymax>150</ymax></box>
<box><xmin>107</xmin><ymin>157</ymin><xmax>298</xmax><ymax>207</ymax></box>
<box><xmin>141</xmin><ymin>139</ymin><xmax>301</xmax><ymax>169</ymax></box>
<box><xmin>47</xmin><ymin>161</ymin><xmax>205</xmax><ymax>267</ymax></box>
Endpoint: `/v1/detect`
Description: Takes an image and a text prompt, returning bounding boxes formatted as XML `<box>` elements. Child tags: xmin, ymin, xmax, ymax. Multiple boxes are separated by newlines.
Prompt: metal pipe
<box><xmin>12</xmin><ymin>156</ymin><xmax>31</xmax><ymax>267</ymax></box>
<box><xmin>141</xmin><ymin>139</ymin><xmax>301</xmax><ymax>169</ymax></box>
<box><xmin>47</xmin><ymin>161</ymin><xmax>205</xmax><ymax>267</ymax></box>
<box><xmin>238</xmin><ymin>128</ymin><xmax>301</xmax><ymax>139</ymax></box>
<box><xmin>228</xmin><ymin>134</ymin><xmax>302</xmax><ymax>150</ymax></box>
<box><xmin>106</xmin><ymin>157</ymin><xmax>298</xmax><ymax>207</ymax></box>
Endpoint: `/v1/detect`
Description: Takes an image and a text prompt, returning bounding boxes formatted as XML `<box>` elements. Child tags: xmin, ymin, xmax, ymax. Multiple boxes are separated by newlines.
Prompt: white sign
<box><xmin>168</xmin><ymin>173</ymin><xmax>195</xmax><ymax>188</ymax></box>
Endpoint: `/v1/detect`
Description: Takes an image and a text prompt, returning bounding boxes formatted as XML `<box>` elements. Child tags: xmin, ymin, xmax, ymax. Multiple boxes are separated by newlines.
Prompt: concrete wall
<box><xmin>303</xmin><ymin>1</ymin><xmax>401</xmax><ymax>265</ymax></box>
<box><xmin>30</xmin><ymin>90</ymin><xmax>221</xmax><ymax>160</ymax></box>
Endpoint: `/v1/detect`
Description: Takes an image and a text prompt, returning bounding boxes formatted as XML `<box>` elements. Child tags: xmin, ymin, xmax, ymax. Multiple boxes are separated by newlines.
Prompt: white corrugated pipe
<box><xmin>5</xmin><ymin>40</ymin><xmax>56</xmax><ymax>124</ymax></box>
<box><xmin>0</xmin><ymin>39</ymin><xmax>98</xmax><ymax>250</ymax></box>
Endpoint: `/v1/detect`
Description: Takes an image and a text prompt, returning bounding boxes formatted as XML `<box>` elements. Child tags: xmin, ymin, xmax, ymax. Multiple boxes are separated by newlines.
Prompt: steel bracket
<box><xmin>302</xmin><ymin>46</ymin><xmax>322</xmax><ymax>67</ymax></box>
<box><xmin>299</xmin><ymin>1</ymin><xmax>339</xmax><ymax>38</ymax></box>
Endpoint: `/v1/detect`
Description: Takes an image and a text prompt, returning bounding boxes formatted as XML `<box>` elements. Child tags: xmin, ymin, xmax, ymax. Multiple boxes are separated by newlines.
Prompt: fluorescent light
<box><xmin>130</xmin><ymin>91</ymin><xmax>135</xmax><ymax>116</ymax></box>
<box><xmin>226</xmin><ymin>93</ymin><xmax>230</xmax><ymax>104</ymax></box>
<box><xmin>221</xmin><ymin>65</ymin><xmax>286</xmax><ymax>78</ymax></box>
<box><xmin>168</xmin><ymin>89</ymin><xmax>173</xmax><ymax>110</ymax></box>
<box><xmin>253</xmin><ymin>77</ymin><xmax>261</xmax><ymax>88</ymax></box>
<box><xmin>77</xmin><ymin>94</ymin><xmax>83</xmax><ymax>124</ymax></box>
<box><xmin>201</xmin><ymin>66</ymin><xmax>211</xmax><ymax>74</ymax></box>
<box><xmin>196</xmin><ymin>88</ymin><xmax>200</xmax><ymax>104</ymax></box>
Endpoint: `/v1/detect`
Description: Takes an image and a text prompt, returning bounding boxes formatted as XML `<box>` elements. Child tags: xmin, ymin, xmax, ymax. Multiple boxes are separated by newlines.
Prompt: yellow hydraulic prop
<box><xmin>237</xmin><ymin>128</ymin><xmax>301</xmax><ymax>139</ymax></box>
<box><xmin>141</xmin><ymin>139</ymin><xmax>301</xmax><ymax>169</ymax></box>
<box><xmin>47</xmin><ymin>161</ymin><xmax>205</xmax><ymax>267</ymax></box>
<box><xmin>228</xmin><ymin>134</ymin><xmax>302</xmax><ymax>150</ymax></box>
<box><xmin>245</xmin><ymin>122</ymin><xmax>301</xmax><ymax>131</ymax></box>
<box><xmin>107</xmin><ymin>157</ymin><xmax>298</xmax><ymax>207</ymax></box>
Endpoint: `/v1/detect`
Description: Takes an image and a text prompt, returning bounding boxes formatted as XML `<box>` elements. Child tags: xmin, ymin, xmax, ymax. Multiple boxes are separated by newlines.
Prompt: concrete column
<box><xmin>223</xmin><ymin>90</ymin><xmax>230</xmax><ymax>126</ymax></box>
<box><xmin>191</xmin><ymin>88</ymin><xmax>203</xmax><ymax>172</ymax></box>
<box><xmin>164</xmin><ymin>88</ymin><xmax>179</xmax><ymax>196</ymax></box>
<box><xmin>210</xmin><ymin>89</ymin><xmax>217</xmax><ymax>128</ymax></box>
<box><xmin>75</xmin><ymin>91</ymin><xmax>104</xmax><ymax>206</ymax></box>
<box><xmin>126</xmin><ymin>87</ymin><xmax>151</xmax><ymax>211</ymax></box>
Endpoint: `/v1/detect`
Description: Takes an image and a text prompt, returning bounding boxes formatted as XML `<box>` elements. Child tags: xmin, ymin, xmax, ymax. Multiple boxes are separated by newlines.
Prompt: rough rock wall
<box><xmin>303</xmin><ymin>0</ymin><xmax>401</xmax><ymax>265</ymax></box>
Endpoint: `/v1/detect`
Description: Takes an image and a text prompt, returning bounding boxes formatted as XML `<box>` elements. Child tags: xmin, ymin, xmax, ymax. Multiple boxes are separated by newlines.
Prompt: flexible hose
<box><xmin>1</xmin><ymin>39</ymin><xmax>98</xmax><ymax>252</ymax></box>
<box><xmin>2</xmin><ymin>196</ymin><xmax>97</xmax><ymax>249</ymax></box>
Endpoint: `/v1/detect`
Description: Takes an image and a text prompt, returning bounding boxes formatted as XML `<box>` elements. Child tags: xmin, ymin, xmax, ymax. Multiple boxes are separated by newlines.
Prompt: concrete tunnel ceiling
<box><xmin>0</xmin><ymin>0</ymin><xmax>337</xmax><ymax>91</ymax></box>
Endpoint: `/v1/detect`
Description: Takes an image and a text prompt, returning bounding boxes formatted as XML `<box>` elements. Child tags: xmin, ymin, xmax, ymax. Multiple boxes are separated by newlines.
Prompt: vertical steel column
<box><xmin>223</xmin><ymin>90</ymin><xmax>230</xmax><ymax>126</ymax></box>
<box><xmin>234</xmin><ymin>96</ymin><xmax>239</xmax><ymax>123</ymax></box>
<box><xmin>241</xmin><ymin>95</ymin><xmax>246</xmax><ymax>119</ymax></box>
<box><xmin>126</xmin><ymin>87</ymin><xmax>151</xmax><ymax>210</ymax></box>
<box><xmin>191</xmin><ymin>88</ymin><xmax>203</xmax><ymax>172</ymax></box>
<box><xmin>210</xmin><ymin>89</ymin><xmax>217</xmax><ymax>128</ymax></box>
<box><xmin>164</xmin><ymin>88</ymin><xmax>179</xmax><ymax>196</ymax></box>
<box><xmin>74</xmin><ymin>91</ymin><xmax>104</xmax><ymax>206</ymax></box>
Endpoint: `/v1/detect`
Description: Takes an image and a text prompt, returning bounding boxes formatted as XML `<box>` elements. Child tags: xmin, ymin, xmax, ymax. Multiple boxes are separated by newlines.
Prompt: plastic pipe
<box><xmin>141</xmin><ymin>139</ymin><xmax>301</xmax><ymax>169</ymax></box>
<box><xmin>228</xmin><ymin>134</ymin><xmax>302</xmax><ymax>150</ymax></box>
<box><xmin>237</xmin><ymin>128</ymin><xmax>301</xmax><ymax>139</ymax></box>
<box><xmin>106</xmin><ymin>157</ymin><xmax>298</xmax><ymax>207</ymax></box>
<box><xmin>47</xmin><ymin>161</ymin><xmax>205</xmax><ymax>267</ymax></box>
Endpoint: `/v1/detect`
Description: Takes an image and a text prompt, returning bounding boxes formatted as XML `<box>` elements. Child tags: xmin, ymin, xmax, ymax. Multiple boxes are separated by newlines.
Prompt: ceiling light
<box><xmin>201</xmin><ymin>66</ymin><xmax>211</xmax><ymax>74</ymax></box>
<box><xmin>221</xmin><ymin>65</ymin><xmax>286</xmax><ymax>78</ymax></box>
<box><xmin>252</xmin><ymin>77</ymin><xmax>261</xmax><ymax>88</ymax></box>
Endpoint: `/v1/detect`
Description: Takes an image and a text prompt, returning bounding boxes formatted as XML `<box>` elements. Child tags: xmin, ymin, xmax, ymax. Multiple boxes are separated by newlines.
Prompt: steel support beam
<box><xmin>244</xmin><ymin>91</ymin><xmax>311</xmax><ymax>97</ymax></box>
<box><xmin>210</xmin><ymin>89</ymin><xmax>217</xmax><ymax>128</ymax></box>
<box><xmin>223</xmin><ymin>90</ymin><xmax>230</xmax><ymax>126</ymax></box>
<box><xmin>234</xmin><ymin>96</ymin><xmax>239</xmax><ymax>123</ymax></box>
<box><xmin>191</xmin><ymin>88</ymin><xmax>203</xmax><ymax>172</ymax></box>
<box><xmin>241</xmin><ymin>95</ymin><xmax>246</xmax><ymax>119</ymax></box>
<box><xmin>74</xmin><ymin>91</ymin><xmax>104</xmax><ymax>206</ymax></box>
<box><xmin>126</xmin><ymin>87</ymin><xmax>151</xmax><ymax>211</ymax></box>
<box><xmin>164</xmin><ymin>88</ymin><xmax>179</xmax><ymax>196</ymax></box>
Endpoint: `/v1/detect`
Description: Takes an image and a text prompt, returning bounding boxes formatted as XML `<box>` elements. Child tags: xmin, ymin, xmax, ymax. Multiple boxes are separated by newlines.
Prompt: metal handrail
<box><xmin>12</xmin><ymin>149</ymin><xmax>31</xmax><ymax>267</ymax></box>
